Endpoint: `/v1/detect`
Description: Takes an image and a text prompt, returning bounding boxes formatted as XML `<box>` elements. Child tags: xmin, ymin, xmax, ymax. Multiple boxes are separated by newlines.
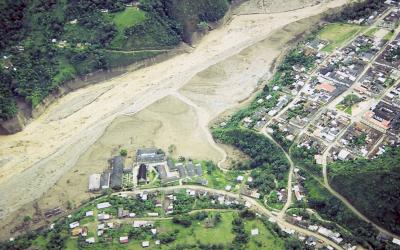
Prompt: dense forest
<box><xmin>0</xmin><ymin>0</ymin><xmax>230</xmax><ymax>122</ymax></box>
<box><xmin>212</xmin><ymin>127</ymin><xmax>290</xmax><ymax>196</ymax></box>
<box><xmin>328</xmin><ymin>147</ymin><xmax>400</xmax><ymax>235</ymax></box>
<box><xmin>325</xmin><ymin>0</ymin><xmax>387</xmax><ymax>22</ymax></box>
<box><xmin>303</xmin><ymin>175</ymin><xmax>398</xmax><ymax>249</ymax></box>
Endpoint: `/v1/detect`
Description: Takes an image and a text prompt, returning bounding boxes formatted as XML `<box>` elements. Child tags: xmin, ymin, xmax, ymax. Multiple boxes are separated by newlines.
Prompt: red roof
<box><xmin>316</xmin><ymin>82</ymin><xmax>336</xmax><ymax>93</ymax></box>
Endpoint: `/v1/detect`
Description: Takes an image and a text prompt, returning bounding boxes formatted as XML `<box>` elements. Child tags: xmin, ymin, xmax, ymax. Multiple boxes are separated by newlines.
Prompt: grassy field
<box><xmin>244</xmin><ymin>218</ymin><xmax>285</xmax><ymax>249</ymax></box>
<box><xmin>365</xmin><ymin>27</ymin><xmax>379</xmax><ymax>37</ymax></box>
<box><xmin>383</xmin><ymin>30</ymin><xmax>395</xmax><ymax>40</ymax></box>
<box><xmin>158</xmin><ymin>212</ymin><xmax>236</xmax><ymax>247</ymax></box>
<box><xmin>318</xmin><ymin>23</ymin><xmax>365</xmax><ymax>52</ymax></box>
<box><xmin>109</xmin><ymin>7</ymin><xmax>147</xmax><ymax>49</ymax></box>
<box><xmin>335</xmin><ymin>94</ymin><xmax>362</xmax><ymax>115</ymax></box>
<box><xmin>201</xmin><ymin>161</ymin><xmax>243</xmax><ymax>190</ymax></box>
<box><xmin>104</xmin><ymin>50</ymin><xmax>164</xmax><ymax>68</ymax></box>
<box><xmin>113</xmin><ymin>7</ymin><xmax>146</xmax><ymax>29</ymax></box>
<box><xmin>336</xmin><ymin>104</ymin><xmax>352</xmax><ymax>114</ymax></box>
<box><xmin>304</xmin><ymin>178</ymin><xmax>326</xmax><ymax>201</ymax></box>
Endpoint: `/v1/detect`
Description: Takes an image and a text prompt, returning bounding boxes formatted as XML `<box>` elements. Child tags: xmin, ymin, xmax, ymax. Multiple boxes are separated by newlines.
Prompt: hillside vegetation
<box><xmin>328</xmin><ymin>147</ymin><xmax>400</xmax><ymax>235</ymax></box>
<box><xmin>0</xmin><ymin>0</ymin><xmax>230</xmax><ymax>121</ymax></box>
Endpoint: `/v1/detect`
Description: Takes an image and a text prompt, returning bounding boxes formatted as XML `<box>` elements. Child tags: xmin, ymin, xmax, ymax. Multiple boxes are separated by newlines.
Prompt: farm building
<box><xmin>136</xmin><ymin>148</ymin><xmax>165</xmax><ymax>163</ymax></box>
<box><xmin>88</xmin><ymin>174</ymin><xmax>101</xmax><ymax>191</ymax></box>
<box><xmin>167</xmin><ymin>158</ymin><xmax>177</xmax><ymax>171</ymax></box>
<box><xmin>195</xmin><ymin>163</ymin><xmax>202</xmax><ymax>176</ymax></box>
<box><xmin>186</xmin><ymin>162</ymin><xmax>195</xmax><ymax>177</ymax></box>
<box><xmin>100</xmin><ymin>170</ymin><xmax>111</xmax><ymax>189</ymax></box>
<box><xmin>110</xmin><ymin>156</ymin><xmax>124</xmax><ymax>190</ymax></box>
<box><xmin>177</xmin><ymin>164</ymin><xmax>187</xmax><ymax>178</ymax></box>
<box><xmin>155</xmin><ymin>165</ymin><xmax>167</xmax><ymax>180</ymax></box>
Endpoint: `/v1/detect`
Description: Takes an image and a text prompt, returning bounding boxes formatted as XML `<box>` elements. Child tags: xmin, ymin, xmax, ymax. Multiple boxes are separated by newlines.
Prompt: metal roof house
<box><xmin>155</xmin><ymin>165</ymin><xmax>167</xmax><ymax>180</ymax></box>
<box><xmin>100</xmin><ymin>170</ymin><xmax>111</xmax><ymax>189</ymax></box>
<box><xmin>161</xmin><ymin>176</ymin><xmax>179</xmax><ymax>184</ymax></box>
<box><xmin>110</xmin><ymin>156</ymin><xmax>124</xmax><ymax>190</ymax></box>
<box><xmin>195</xmin><ymin>163</ymin><xmax>202</xmax><ymax>176</ymax></box>
<box><xmin>186</xmin><ymin>162</ymin><xmax>195</xmax><ymax>177</ymax></box>
<box><xmin>167</xmin><ymin>158</ymin><xmax>177</xmax><ymax>171</ymax></box>
<box><xmin>177</xmin><ymin>164</ymin><xmax>187</xmax><ymax>178</ymax></box>
<box><xmin>88</xmin><ymin>174</ymin><xmax>101</xmax><ymax>191</ymax></box>
<box><xmin>136</xmin><ymin>148</ymin><xmax>165</xmax><ymax>163</ymax></box>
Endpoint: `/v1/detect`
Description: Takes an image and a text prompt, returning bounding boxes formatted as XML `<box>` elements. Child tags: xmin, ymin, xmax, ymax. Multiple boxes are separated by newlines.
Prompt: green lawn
<box><xmin>109</xmin><ymin>7</ymin><xmax>147</xmax><ymax>49</ymax></box>
<box><xmin>244</xmin><ymin>219</ymin><xmax>285</xmax><ymax>250</ymax></box>
<box><xmin>202</xmin><ymin>162</ymin><xmax>242</xmax><ymax>190</ymax></box>
<box><xmin>112</xmin><ymin>7</ymin><xmax>147</xmax><ymax>30</ymax></box>
<box><xmin>336</xmin><ymin>94</ymin><xmax>362</xmax><ymax>115</ymax></box>
<box><xmin>65</xmin><ymin>238</ymin><xmax>79</xmax><ymax>250</ymax></box>
<box><xmin>365</xmin><ymin>27</ymin><xmax>379</xmax><ymax>37</ymax></box>
<box><xmin>383</xmin><ymin>31</ymin><xmax>395</xmax><ymax>41</ymax></box>
<box><xmin>336</xmin><ymin>104</ymin><xmax>352</xmax><ymax>115</ymax></box>
<box><xmin>318</xmin><ymin>23</ymin><xmax>365</xmax><ymax>52</ymax></box>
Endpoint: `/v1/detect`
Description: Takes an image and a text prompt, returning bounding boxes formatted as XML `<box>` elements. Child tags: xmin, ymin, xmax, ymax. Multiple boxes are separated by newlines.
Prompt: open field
<box><xmin>110</xmin><ymin>7</ymin><xmax>147</xmax><ymax>49</ymax></box>
<box><xmin>335</xmin><ymin>94</ymin><xmax>363</xmax><ymax>115</ymax></box>
<box><xmin>365</xmin><ymin>27</ymin><xmax>379</xmax><ymax>37</ymax></box>
<box><xmin>0</xmin><ymin>0</ymin><xmax>348</xmax><ymax>239</ymax></box>
<box><xmin>112</xmin><ymin>7</ymin><xmax>146</xmax><ymax>29</ymax></box>
<box><xmin>318</xmin><ymin>23</ymin><xmax>365</xmax><ymax>52</ymax></box>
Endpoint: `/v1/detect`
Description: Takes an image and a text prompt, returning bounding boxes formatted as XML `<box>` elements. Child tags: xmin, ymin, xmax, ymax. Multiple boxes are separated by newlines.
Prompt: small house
<box><xmin>186</xmin><ymin>162</ymin><xmax>195</xmax><ymax>177</ymax></box>
<box><xmin>69</xmin><ymin>222</ymin><xmax>79</xmax><ymax>229</ymax></box>
<box><xmin>97</xmin><ymin>202</ymin><xmax>111</xmax><ymax>209</ymax></box>
<box><xmin>136</xmin><ymin>148</ymin><xmax>165</xmax><ymax>163</ymax></box>
<box><xmin>88</xmin><ymin>174</ymin><xmax>101</xmax><ymax>191</ymax></box>
<box><xmin>120</xmin><ymin>236</ymin><xmax>129</xmax><ymax>244</ymax></box>
<box><xmin>86</xmin><ymin>237</ymin><xmax>95</xmax><ymax>244</ymax></box>
<box><xmin>251</xmin><ymin>228</ymin><xmax>259</xmax><ymax>236</ymax></box>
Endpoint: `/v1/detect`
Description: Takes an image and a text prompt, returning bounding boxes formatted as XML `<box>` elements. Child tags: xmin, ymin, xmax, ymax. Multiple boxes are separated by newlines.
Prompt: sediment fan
<box><xmin>238</xmin><ymin>0</ymin><xmax>331</xmax><ymax>14</ymax></box>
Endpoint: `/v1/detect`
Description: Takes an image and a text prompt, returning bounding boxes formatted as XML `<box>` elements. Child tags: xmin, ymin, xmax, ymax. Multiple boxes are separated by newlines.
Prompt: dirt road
<box><xmin>0</xmin><ymin>0</ymin><xmax>348</xmax><ymax>230</ymax></box>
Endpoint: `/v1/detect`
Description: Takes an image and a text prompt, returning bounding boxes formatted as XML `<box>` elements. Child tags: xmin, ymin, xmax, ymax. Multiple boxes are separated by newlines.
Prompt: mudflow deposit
<box><xmin>0</xmin><ymin>0</ymin><xmax>349</xmax><ymax>238</ymax></box>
